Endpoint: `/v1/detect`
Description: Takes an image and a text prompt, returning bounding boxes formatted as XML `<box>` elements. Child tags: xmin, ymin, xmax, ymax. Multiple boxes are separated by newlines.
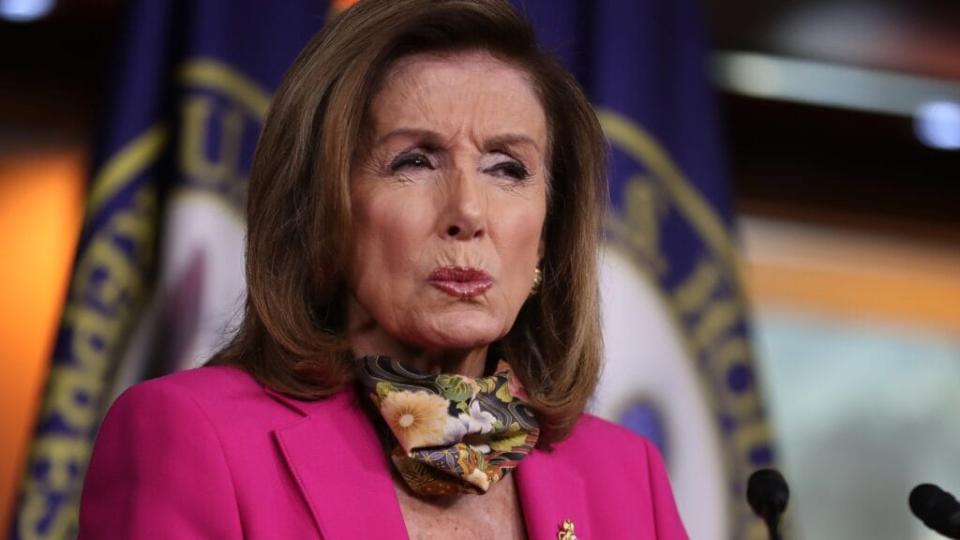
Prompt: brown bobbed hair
<box><xmin>207</xmin><ymin>0</ymin><xmax>608</xmax><ymax>446</ymax></box>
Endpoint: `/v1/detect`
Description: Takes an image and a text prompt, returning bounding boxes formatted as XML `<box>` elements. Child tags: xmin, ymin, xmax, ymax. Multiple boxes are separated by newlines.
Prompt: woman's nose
<box><xmin>441</xmin><ymin>169</ymin><xmax>486</xmax><ymax>240</ymax></box>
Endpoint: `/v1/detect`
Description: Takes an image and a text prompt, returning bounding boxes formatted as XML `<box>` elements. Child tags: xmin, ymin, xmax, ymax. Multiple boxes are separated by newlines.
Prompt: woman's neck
<box><xmin>346</xmin><ymin>298</ymin><xmax>488</xmax><ymax>378</ymax></box>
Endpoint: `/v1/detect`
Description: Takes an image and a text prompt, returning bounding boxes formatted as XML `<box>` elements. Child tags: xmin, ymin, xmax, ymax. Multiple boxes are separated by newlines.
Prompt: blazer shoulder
<box><xmin>107</xmin><ymin>365</ymin><xmax>298</xmax><ymax>433</ymax></box>
<box><xmin>554</xmin><ymin>413</ymin><xmax>666</xmax><ymax>479</ymax></box>
<box><xmin>570</xmin><ymin>413</ymin><xmax>655</xmax><ymax>452</ymax></box>
<box><xmin>126</xmin><ymin>364</ymin><xmax>261</xmax><ymax>395</ymax></box>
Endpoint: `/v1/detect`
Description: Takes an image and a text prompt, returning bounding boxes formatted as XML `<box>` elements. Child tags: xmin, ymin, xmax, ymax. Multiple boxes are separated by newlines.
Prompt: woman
<box><xmin>78</xmin><ymin>0</ymin><xmax>687</xmax><ymax>538</ymax></box>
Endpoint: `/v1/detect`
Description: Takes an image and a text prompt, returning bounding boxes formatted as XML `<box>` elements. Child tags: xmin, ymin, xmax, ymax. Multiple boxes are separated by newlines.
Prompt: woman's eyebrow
<box><xmin>374</xmin><ymin>128</ymin><xmax>445</xmax><ymax>147</ymax></box>
<box><xmin>376</xmin><ymin>129</ymin><xmax>541</xmax><ymax>153</ymax></box>
<box><xmin>485</xmin><ymin>133</ymin><xmax>541</xmax><ymax>154</ymax></box>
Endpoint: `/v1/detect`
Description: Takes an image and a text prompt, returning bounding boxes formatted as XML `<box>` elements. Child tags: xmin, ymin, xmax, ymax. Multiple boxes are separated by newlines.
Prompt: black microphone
<box><xmin>909</xmin><ymin>483</ymin><xmax>960</xmax><ymax>539</ymax></box>
<box><xmin>747</xmin><ymin>468</ymin><xmax>790</xmax><ymax>540</ymax></box>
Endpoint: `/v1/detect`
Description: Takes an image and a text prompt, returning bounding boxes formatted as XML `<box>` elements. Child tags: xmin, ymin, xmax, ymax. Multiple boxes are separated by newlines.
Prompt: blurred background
<box><xmin>1</xmin><ymin>0</ymin><xmax>958</xmax><ymax>539</ymax></box>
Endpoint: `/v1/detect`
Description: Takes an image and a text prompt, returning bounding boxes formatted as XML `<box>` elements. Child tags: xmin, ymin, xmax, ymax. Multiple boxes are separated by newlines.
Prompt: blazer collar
<box><xmin>265</xmin><ymin>385</ymin><xmax>593</xmax><ymax>539</ymax></box>
<box><xmin>266</xmin><ymin>385</ymin><xmax>410</xmax><ymax>539</ymax></box>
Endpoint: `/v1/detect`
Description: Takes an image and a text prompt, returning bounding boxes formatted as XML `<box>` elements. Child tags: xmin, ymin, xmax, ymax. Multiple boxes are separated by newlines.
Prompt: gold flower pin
<box><xmin>557</xmin><ymin>519</ymin><xmax>578</xmax><ymax>540</ymax></box>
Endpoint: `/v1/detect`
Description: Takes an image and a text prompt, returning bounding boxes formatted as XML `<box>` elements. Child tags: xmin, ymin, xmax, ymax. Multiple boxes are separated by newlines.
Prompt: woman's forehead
<box><xmin>368</xmin><ymin>50</ymin><xmax>548</xmax><ymax>148</ymax></box>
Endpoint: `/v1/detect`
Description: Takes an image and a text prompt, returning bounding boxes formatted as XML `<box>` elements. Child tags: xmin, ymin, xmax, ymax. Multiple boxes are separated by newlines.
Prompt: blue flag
<box><xmin>12</xmin><ymin>2</ymin><xmax>330</xmax><ymax>538</ymax></box>
<box><xmin>518</xmin><ymin>1</ymin><xmax>775</xmax><ymax>538</ymax></box>
<box><xmin>13</xmin><ymin>1</ymin><xmax>773</xmax><ymax>538</ymax></box>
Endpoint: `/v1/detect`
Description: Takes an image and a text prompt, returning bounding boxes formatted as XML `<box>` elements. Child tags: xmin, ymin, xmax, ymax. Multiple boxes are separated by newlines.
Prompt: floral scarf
<box><xmin>357</xmin><ymin>355</ymin><xmax>540</xmax><ymax>496</ymax></box>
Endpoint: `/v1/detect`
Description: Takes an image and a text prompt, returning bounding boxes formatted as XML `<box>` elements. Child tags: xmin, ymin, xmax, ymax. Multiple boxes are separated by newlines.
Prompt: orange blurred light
<box><xmin>0</xmin><ymin>148</ymin><xmax>85</xmax><ymax>534</ymax></box>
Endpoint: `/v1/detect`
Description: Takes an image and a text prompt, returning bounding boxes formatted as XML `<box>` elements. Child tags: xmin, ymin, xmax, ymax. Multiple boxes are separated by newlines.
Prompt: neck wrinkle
<box><xmin>345</xmin><ymin>295</ymin><xmax>491</xmax><ymax>379</ymax></box>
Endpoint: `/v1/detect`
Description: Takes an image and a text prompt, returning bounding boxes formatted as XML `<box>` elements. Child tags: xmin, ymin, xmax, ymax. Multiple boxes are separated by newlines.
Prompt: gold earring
<box><xmin>530</xmin><ymin>267</ymin><xmax>542</xmax><ymax>294</ymax></box>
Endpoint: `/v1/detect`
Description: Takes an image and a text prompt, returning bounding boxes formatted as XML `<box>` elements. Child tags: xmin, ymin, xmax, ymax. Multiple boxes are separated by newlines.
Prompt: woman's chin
<box><xmin>417</xmin><ymin>332</ymin><xmax>499</xmax><ymax>352</ymax></box>
<box><xmin>410</xmin><ymin>317</ymin><xmax>506</xmax><ymax>352</ymax></box>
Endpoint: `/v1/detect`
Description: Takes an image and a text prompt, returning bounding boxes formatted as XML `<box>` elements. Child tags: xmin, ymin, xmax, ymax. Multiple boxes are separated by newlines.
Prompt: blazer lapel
<box><xmin>516</xmin><ymin>447</ymin><xmax>593</xmax><ymax>540</ymax></box>
<box><xmin>268</xmin><ymin>386</ymin><xmax>409</xmax><ymax>539</ymax></box>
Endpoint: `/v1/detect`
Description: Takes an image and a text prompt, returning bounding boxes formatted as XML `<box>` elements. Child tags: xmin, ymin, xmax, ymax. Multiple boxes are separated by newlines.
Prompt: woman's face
<box><xmin>347</xmin><ymin>50</ymin><xmax>548</xmax><ymax>353</ymax></box>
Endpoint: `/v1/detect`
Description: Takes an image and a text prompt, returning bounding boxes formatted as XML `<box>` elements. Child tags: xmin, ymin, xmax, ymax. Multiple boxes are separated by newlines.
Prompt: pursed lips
<box><xmin>426</xmin><ymin>266</ymin><xmax>494</xmax><ymax>298</ymax></box>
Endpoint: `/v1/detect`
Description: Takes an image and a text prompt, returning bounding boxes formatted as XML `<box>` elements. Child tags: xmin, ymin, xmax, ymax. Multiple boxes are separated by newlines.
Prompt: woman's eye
<box><xmin>488</xmin><ymin>161</ymin><xmax>530</xmax><ymax>180</ymax></box>
<box><xmin>390</xmin><ymin>153</ymin><xmax>434</xmax><ymax>172</ymax></box>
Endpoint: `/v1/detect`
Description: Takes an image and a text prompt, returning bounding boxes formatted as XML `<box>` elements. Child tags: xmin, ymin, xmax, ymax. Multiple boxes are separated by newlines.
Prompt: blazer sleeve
<box><xmin>78</xmin><ymin>379</ymin><xmax>244</xmax><ymax>539</ymax></box>
<box><xmin>642</xmin><ymin>437</ymin><xmax>689</xmax><ymax>539</ymax></box>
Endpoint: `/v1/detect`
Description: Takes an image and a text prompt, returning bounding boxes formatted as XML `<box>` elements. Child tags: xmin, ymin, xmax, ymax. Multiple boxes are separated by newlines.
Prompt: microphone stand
<box><xmin>762</xmin><ymin>513</ymin><xmax>783</xmax><ymax>540</ymax></box>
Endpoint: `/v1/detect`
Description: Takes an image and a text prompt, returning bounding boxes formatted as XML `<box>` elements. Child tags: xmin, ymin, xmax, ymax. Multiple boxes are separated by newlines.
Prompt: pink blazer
<box><xmin>79</xmin><ymin>366</ymin><xmax>687</xmax><ymax>539</ymax></box>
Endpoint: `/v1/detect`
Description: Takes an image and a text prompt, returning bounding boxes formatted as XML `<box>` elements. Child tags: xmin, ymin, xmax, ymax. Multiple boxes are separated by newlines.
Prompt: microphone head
<box><xmin>909</xmin><ymin>483</ymin><xmax>960</xmax><ymax>536</ymax></box>
<box><xmin>747</xmin><ymin>468</ymin><xmax>790</xmax><ymax>520</ymax></box>
<box><xmin>910</xmin><ymin>484</ymin><xmax>944</xmax><ymax>519</ymax></box>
